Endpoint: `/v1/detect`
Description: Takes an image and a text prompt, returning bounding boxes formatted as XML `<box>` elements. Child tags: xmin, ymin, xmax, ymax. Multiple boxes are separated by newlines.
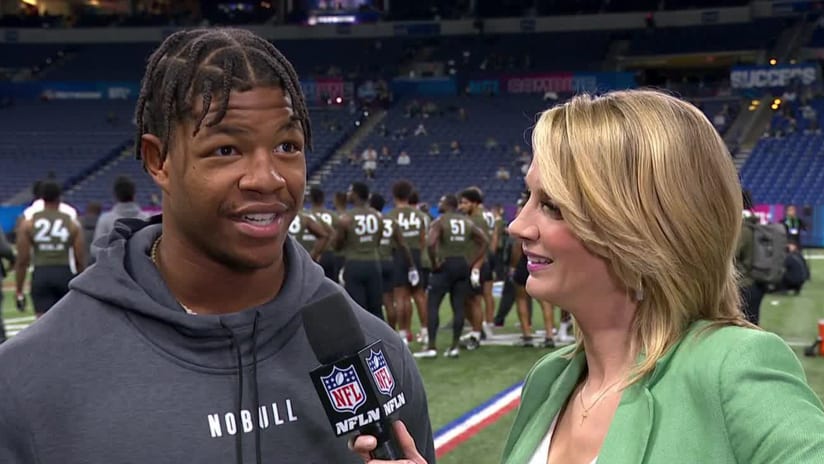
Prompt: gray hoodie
<box><xmin>0</xmin><ymin>217</ymin><xmax>435</xmax><ymax>464</ymax></box>
<box><xmin>91</xmin><ymin>201</ymin><xmax>150</xmax><ymax>260</ymax></box>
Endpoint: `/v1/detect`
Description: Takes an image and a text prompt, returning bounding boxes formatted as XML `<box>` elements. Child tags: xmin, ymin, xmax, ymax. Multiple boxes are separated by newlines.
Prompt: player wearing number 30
<box><xmin>334</xmin><ymin>182</ymin><xmax>385</xmax><ymax>321</ymax></box>
<box><xmin>15</xmin><ymin>181</ymin><xmax>87</xmax><ymax>317</ymax></box>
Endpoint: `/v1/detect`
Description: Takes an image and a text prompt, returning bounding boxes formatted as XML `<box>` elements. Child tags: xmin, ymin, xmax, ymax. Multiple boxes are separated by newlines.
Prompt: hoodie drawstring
<box><xmin>221</xmin><ymin>321</ymin><xmax>244</xmax><ymax>464</ymax></box>
<box><xmin>250</xmin><ymin>312</ymin><xmax>262</xmax><ymax>464</ymax></box>
<box><xmin>221</xmin><ymin>313</ymin><xmax>262</xmax><ymax>464</ymax></box>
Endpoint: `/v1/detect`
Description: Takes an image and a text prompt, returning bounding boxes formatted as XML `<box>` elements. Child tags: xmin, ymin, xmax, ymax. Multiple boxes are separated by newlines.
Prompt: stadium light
<box><xmin>774</xmin><ymin>98</ymin><xmax>782</xmax><ymax>105</ymax></box>
<box><xmin>769</xmin><ymin>58</ymin><xmax>777</xmax><ymax>66</ymax></box>
<box><xmin>751</xmin><ymin>100</ymin><xmax>760</xmax><ymax>106</ymax></box>
<box><xmin>749</xmin><ymin>105</ymin><xmax>757</xmax><ymax>111</ymax></box>
<box><xmin>771</xmin><ymin>104</ymin><xmax>779</xmax><ymax>110</ymax></box>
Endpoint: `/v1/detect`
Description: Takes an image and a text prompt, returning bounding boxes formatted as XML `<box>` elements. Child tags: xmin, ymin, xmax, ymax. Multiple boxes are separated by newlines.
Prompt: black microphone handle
<box><xmin>363</xmin><ymin>420</ymin><xmax>403</xmax><ymax>460</ymax></box>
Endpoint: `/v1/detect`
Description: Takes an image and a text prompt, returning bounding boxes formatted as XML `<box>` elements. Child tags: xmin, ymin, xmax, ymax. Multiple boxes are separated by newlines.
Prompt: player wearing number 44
<box><xmin>15</xmin><ymin>181</ymin><xmax>87</xmax><ymax>318</ymax></box>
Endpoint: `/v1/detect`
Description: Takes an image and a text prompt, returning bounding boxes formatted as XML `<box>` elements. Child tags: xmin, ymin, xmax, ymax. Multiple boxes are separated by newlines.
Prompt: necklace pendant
<box><xmin>580</xmin><ymin>411</ymin><xmax>587</xmax><ymax>425</ymax></box>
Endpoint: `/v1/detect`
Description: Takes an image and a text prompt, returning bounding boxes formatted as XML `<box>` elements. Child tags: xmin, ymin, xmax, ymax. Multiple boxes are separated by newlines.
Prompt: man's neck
<box><xmin>395</xmin><ymin>200</ymin><xmax>410</xmax><ymax>208</ymax></box>
<box><xmin>155</xmin><ymin>230</ymin><xmax>286</xmax><ymax>315</ymax></box>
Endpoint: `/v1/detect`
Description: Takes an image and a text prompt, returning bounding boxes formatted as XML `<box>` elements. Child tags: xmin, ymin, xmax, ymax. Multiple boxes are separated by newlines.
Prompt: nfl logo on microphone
<box><xmin>366</xmin><ymin>349</ymin><xmax>395</xmax><ymax>397</ymax></box>
<box><xmin>321</xmin><ymin>365</ymin><xmax>366</xmax><ymax>414</ymax></box>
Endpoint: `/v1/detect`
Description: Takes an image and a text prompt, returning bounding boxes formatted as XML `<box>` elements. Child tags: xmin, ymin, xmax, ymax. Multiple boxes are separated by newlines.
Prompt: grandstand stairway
<box><xmin>308</xmin><ymin>109</ymin><xmax>388</xmax><ymax>188</ymax></box>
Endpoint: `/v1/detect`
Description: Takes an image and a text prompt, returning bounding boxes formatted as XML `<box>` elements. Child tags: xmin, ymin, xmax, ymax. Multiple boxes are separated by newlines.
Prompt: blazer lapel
<box><xmin>505</xmin><ymin>351</ymin><xmax>586</xmax><ymax>464</ymax></box>
<box><xmin>597</xmin><ymin>381</ymin><xmax>654</xmax><ymax>464</ymax></box>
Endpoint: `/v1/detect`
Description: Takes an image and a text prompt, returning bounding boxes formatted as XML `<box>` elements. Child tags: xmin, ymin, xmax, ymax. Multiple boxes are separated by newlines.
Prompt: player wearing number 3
<box><xmin>15</xmin><ymin>181</ymin><xmax>87</xmax><ymax>317</ymax></box>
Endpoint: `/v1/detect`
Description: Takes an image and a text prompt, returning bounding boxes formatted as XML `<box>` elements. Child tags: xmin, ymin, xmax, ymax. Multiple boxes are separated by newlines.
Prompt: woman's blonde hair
<box><xmin>531</xmin><ymin>89</ymin><xmax>750</xmax><ymax>383</ymax></box>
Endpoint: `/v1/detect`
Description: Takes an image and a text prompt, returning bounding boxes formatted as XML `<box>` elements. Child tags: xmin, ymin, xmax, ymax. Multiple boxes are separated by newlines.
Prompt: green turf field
<box><xmin>2</xmin><ymin>255</ymin><xmax>823</xmax><ymax>463</ymax></box>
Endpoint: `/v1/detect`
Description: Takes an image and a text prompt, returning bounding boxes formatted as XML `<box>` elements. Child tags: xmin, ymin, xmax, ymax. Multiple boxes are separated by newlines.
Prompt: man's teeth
<box><xmin>243</xmin><ymin>213</ymin><xmax>276</xmax><ymax>224</ymax></box>
<box><xmin>528</xmin><ymin>257</ymin><xmax>553</xmax><ymax>265</ymax></box>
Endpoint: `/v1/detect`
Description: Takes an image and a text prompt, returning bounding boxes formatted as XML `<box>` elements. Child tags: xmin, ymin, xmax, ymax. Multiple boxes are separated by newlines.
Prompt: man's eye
<box><xmin>274</xmin><ymin>142</ymin><xmax>301</xmax><ymax>155</ymax></box>
<box><xmin>214</xmin><ymin>146</ymin><xmax>238</xmax><ymax>157</ymax></box>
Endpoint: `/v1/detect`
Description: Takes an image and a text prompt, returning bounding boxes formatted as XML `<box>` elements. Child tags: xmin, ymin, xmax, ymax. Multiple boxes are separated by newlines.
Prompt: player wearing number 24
<box><xmin>15</xmin><ymin>181</ymin><xmax>86</xmax><ymax>317</ymax></box>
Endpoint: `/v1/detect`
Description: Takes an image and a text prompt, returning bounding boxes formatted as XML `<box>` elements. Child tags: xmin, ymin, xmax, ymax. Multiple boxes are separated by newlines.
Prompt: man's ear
<box><xmin>141</xmin><ymin>134</ymin><xmax>171</xmax><ymax>195</ymax></box>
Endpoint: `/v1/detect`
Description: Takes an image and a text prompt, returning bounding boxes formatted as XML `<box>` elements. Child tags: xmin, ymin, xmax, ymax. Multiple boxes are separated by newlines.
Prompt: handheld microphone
<box><xmin>303</xmin><ymin>293</ymin><xmax>408</xmax><ymax>460</ymax></box>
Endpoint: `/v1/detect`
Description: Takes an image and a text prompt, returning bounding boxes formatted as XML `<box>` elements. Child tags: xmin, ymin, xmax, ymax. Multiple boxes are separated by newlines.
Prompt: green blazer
<box><xmin>502</xmin><ymin>321</ymin><xmax>824</xmax><ymax>463</ymax></box>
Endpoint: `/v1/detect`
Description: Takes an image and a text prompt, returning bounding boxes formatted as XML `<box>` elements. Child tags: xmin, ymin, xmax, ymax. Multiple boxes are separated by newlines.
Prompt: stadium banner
<box><xmin>391</xmin><ymin>77</ymin><xmax>458</xmax><ymax>97</ymax></box>
<box><xmin>300</xmin><ymin>77</ymin><xmax>354</xmax><ymax>104</ymax></box>
<box><xmin>730</xmin><ymin>63</ymin><xmax>820</xmax><ymax>90</ymax></box>
<box><xmin>0</xmin><ymin>81</ymin><xmax>139</xmax><ymax>100</ymax></box>
<box><xmin>471</xmin><ymin>72</ymin><xmax>635</xmax><ymax>96</ymax></box>
<box><xmin>0</xmin><ymin>206</ymin><xmax>24</xmax><ymax>233</ymax></box>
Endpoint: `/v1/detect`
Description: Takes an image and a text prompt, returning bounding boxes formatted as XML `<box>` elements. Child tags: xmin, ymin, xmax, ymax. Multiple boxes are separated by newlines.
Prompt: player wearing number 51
<box><xmin>15</xmin><ymin>181</ymin><xmax>86</xmax><ymax>318</ymax></box>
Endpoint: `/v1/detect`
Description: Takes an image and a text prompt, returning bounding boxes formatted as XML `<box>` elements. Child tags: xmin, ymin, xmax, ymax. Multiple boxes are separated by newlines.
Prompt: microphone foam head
<box><xmin>302</xmin><ymin>292</ymin><xmax>367</xmax><ymax>364</ymax></box>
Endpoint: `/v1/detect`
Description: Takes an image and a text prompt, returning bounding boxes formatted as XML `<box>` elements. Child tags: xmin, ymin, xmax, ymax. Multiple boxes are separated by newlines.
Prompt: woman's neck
<box><xmin>575</xmin><ymin>296</ymin><xmax>638</xmax><ymax>388</ymax></box>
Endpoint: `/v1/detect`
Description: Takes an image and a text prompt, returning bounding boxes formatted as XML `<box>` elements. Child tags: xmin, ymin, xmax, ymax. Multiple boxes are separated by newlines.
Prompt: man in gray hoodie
<box><xmin>91</xmin><ymin>175</ymin><xmax>149</xmax><ymax>262</ymax></box>
<box><xmin>0</xmin><ymin>27</ymin><xmax>435</xmax><ymax>464</ymax></box>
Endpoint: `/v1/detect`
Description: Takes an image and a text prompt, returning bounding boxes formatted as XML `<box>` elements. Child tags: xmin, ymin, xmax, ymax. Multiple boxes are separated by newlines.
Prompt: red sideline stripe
<box><xmin>434</xmin><ymin>396</ymin><xmax>521</xmax><ymax>459</ymax></box>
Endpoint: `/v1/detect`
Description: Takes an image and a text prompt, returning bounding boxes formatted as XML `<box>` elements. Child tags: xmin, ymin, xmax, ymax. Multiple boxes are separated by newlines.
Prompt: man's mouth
<box><xmin>241</xmin><ymin>213</ymin><xmax>278</xmax><ymax>225</ymax></box>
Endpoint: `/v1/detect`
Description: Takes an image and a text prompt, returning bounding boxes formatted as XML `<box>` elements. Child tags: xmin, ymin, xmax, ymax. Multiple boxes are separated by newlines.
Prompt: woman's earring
<box><xmin>634</xmin><ymin>286</ymin><xmax>644</xmax><ymax>302</ymax></box>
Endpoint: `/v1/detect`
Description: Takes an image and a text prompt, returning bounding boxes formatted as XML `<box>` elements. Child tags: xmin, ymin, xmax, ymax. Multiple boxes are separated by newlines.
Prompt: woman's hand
<box><xmin>349</xmin><ymin>421</ymin><xmax>428</xmax><ymax>464</ymax></box>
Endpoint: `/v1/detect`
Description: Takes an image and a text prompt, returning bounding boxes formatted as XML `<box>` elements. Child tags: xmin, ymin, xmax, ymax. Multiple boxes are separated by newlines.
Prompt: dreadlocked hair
<box><xmin>134</xmin><ymin>27</ymin><xmax>312</xmax><ymax>162</ymax></box>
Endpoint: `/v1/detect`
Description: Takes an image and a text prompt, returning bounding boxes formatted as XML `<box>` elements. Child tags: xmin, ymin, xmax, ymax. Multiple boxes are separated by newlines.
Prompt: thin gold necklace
<box><xmin>578</xmin><ymin>377</ymin><xmax>624</xmax><ymax>425</ymax></box>
<box><xmin>150</xmin><ymin>236</ymin><xmax>197</xmax><ymax>315</ymax></box>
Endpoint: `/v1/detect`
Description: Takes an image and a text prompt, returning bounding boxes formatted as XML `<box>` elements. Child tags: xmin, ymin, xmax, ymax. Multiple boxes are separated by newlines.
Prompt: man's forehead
<box><xmin>192</xmin><ymin>86</ymin><xmax>293</xmax><ymax>115</ymax></box>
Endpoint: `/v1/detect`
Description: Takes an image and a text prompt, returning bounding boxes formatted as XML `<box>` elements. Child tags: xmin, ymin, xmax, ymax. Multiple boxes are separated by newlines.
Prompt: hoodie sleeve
<box><xmin>396</xmin><ymin>345</ymin><xmax>437</xmax><ymax>463</ymax></box>
<box><xmin>91</xmin><ymin>212</ymin><xmax>114</xmax><ymax>260</ymax></box>
<box><xmin>0</xmin><ymin>377</ymin><xmax>38</xmax><ymax>463</ymax></box>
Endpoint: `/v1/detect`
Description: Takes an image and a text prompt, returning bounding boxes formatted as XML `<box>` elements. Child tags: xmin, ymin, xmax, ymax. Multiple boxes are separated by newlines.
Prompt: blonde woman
<box><xmin>350</xmin><ymin>89</ymin><xmax>824</xmax><ymax>464</ymax></box>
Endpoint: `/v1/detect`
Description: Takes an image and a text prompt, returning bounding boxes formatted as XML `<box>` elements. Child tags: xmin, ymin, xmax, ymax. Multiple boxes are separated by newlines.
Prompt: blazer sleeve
<box><xmin>720</xmin><ymin>330</ymin><xmax>824</xmax><ymax>463</ymax></box>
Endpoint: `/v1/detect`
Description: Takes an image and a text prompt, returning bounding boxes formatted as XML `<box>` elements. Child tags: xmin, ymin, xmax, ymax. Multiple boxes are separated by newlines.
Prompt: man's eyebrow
<box><xmin>277</xmin><ymin>115</ymin><xmax>303</xmax><ymax>133</ymax></box>
<box><xmin>201</xmin><ymin>124</ymin><xmax>251</xmax><ymax>137</ymax></box>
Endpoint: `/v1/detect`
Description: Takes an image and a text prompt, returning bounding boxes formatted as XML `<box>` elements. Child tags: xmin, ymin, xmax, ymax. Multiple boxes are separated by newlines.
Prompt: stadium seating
<box><xmin>0</xmin><ymin>43</ymin><xmax>67</xmax><ymax>70</ymax></box>
<box><xmin>626</xmin><ymin>19</ymin><xmax>787</xmax><ymax>55</ymax></box>
<box><xmin>62</xmin><ymin>106</ymin><xmax>359</xmax><ymax>210</ymax></box>
<box><xmin>741</xmin><ymin>133</ymin><xmax>824</xmax><ymax>206</ymax></box>
<box><xmin>425</xmin><ymin>31</ymin><xmax>612</xmax><ymax>74</ymax></box>
<box><xmin>45</xmin><ymin>43</ymin><xmax>156</xmax><ymax>82</ymax></box>
<box><xmin>316</xmin><ymin>95</ymin><xmax>544</xmax><ymax>207</ymax></box>
<box><xmin>0</xmin><ymin>100</ymin><xmax>134</xmax><ymax>202</ymax></box>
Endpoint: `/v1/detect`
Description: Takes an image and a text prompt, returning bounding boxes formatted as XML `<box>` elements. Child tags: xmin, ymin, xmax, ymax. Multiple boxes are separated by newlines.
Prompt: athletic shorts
<box><xmin>393</xmin><ymin>248</ymin><xmax>429</xmax><ymax>290</ymax></box>
<box><xmin>30</xmin><ymin>265</ymin><xmax>73</xmax><ymax>314</ymax></box>
<box><xmin>379</xmin><ymin>260</ymin><xmax>394</xmax><ymax>294</ymax></box>
<box><xmin>470</xmin><ymin>260</ymin><xmax>493</xmax><ymax>295</ymax></box>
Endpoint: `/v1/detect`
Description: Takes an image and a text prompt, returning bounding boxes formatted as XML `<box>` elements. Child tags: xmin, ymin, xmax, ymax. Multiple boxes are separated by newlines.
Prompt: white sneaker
<box><xmin>413</xmin><ymin>349</ymin><xmax>437</xmax><ymax>359</ymax></box>
<box><xmin>482</xmin><ymin>322</ymin><xmax>495</xmax><ymax>339</ymax></box>
<box><xmin>556</xmin><ymin>334</ymin><xmax>576</xmax><ymax>345</ymax></box>
<box><xmin>444</xmin><ymin>347</ymin><xmax>460</xmax><ymax>358</ymax></box>
<box><xmin>416</xmin><ymin>331</ymin><xmax>429</xmax><ymax>345</ymax></box>
<box><xmin>460</xmin><ymin>334</ymin><xmax>480</xmax><ymax>351</ymax></box>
